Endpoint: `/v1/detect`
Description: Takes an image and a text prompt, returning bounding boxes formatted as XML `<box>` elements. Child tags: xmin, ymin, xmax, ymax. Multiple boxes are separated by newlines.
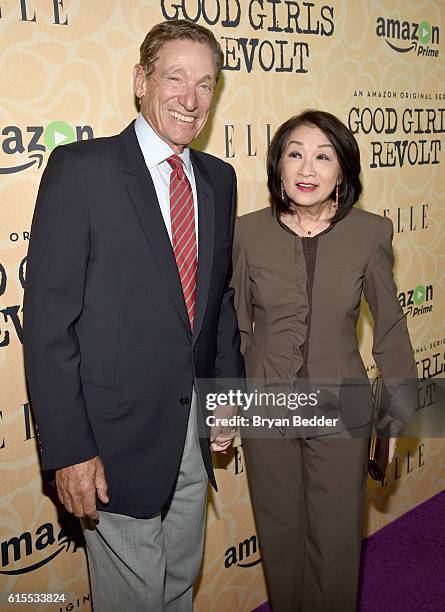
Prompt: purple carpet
<box><xmin>358</xmin><ymin>490</ymin><xmax>445</xmax><ymax>611</ymax></box>
<box><xmin>253</xmin><ymin>490</ymin><xmax>445</xmax><ymax>612</ymax></box>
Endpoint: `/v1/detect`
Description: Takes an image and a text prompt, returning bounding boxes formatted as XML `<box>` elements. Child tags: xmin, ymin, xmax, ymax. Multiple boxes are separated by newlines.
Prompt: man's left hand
<box><xmin>210</xmin><ymin>405</ymin><xmax>238</xmax><ymax>453</ymax></box>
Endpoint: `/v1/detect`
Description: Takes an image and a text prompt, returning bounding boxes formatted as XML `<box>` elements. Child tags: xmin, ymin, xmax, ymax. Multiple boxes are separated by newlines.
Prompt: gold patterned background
<box><xmin>0</xmin><ymin>1</ymin><xmax>444</xmax><ymax>610</ymax></box>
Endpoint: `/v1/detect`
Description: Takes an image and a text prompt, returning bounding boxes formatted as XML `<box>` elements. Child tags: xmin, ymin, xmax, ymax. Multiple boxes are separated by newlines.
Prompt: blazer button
<box><xmin>180</xmin><ymin>395</ymin><xmax>190</xmax><ymax>406</ymax></box>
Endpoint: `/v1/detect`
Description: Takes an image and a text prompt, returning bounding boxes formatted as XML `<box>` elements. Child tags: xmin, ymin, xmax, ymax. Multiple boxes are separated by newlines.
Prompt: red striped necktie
<box><xmin>167</xmin><ymin>154</ymin><xmax>197</xmax><ymax>330</ymax></box>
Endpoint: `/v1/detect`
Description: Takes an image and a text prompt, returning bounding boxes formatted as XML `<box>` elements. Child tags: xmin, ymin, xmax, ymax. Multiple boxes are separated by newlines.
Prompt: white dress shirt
<box><xmin>134</xmin><ymin>113</ymin><xmax>199</xmax><ymax>246</ymax></box>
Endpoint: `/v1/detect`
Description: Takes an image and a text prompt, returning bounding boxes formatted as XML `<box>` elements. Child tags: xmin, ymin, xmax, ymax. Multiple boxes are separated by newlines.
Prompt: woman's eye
<box><xmin>317</xmin><ymin>154</ymin><xmax>330</xmax><ymax>160</ymax></box>
<box><xmin>289</xmin><ymin>151</ymin><xmax>301</xmax><ymax>158</ymax></box>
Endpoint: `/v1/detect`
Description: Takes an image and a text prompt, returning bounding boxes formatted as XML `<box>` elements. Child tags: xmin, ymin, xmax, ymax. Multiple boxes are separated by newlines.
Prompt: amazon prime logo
<box><xmin>0</xmin><ymin>122</ymin><xmax>93</xmax><ymax>174</ymax></box>
<box><xmin>0</xmin><ymin>516</ymin><xmax>81</xmax><ymax>575</ymax></box>
<box><xmin>398</xmin><ymin>284</ymin><xmax>433</xmax><ymax>318</ymax></box>
<box><xmin>376</xmin><ymin>17</ymin><xmax>440</xmax><ymax>58</ymax></box>
<box><xmin>224</xmin><ymin>534</ymin><xmax>262</xmax><ymax>569</ymax></box>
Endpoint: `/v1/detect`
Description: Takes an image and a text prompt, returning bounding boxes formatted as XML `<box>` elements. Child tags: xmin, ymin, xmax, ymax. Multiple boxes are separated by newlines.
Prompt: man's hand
<box><xmin>55</xmin><ymin>456</ymin><xmax>109</xmax><ymax>520</ymax></box>
<box><xmin>210</xmin><ymin>404</ymin><xmax>239</xmax><ymax>453</ymax></box>
<box><xmin>388</xmin><ymin>437</ymin><xmax>397</xmax><ymax>464</ymax></box>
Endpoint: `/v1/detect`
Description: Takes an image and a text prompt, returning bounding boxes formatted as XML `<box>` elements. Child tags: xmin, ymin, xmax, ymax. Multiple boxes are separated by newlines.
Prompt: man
<box><xmin>24</xmin><ymin>19</ymin><xmax>243</xmax><ymax>611</ymax></box>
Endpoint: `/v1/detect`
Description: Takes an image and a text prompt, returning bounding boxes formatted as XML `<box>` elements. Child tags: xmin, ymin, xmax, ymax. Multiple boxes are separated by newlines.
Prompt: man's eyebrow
<box><xmin>163</xmin><ymin>67</ymin><xmax>215</xmax><ymax>82</ymax></box>
<box><xmin>162</xmin><ymin>66</ymin><xmax>185</xmax><ymax>75</ymax></box>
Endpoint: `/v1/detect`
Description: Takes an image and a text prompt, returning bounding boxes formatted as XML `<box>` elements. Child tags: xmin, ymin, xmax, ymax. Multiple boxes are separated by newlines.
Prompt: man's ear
<box><xmin>133</xmin><ymin>64</ymin><xmax>146</xmax><ymax>99</ymax></box>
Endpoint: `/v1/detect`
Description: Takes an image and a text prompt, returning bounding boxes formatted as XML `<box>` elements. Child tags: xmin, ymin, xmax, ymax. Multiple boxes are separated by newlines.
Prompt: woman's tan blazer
<box><xmin>231</xmin><ymin>206</ymin><xmax>417</xmax><ymax>435</ymax></box>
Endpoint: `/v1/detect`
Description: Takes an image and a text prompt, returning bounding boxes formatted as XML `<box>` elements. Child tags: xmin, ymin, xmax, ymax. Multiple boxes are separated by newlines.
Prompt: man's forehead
<box><xmin>155</xmin><ymin>39</ymin><xmax>214</xmax><ymax>71</ymax></box>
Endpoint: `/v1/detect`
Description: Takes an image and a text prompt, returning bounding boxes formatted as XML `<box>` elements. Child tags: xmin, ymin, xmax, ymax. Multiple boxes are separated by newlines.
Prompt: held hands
<box><xmin>210</xmin><ymin>404</ymin><xmax>239</xmax><ymax>453</ymax></box>
<box><xmin>55</xmin><ymin>456</ymin><xmax>109</xmax><ymax>520</ymax></box>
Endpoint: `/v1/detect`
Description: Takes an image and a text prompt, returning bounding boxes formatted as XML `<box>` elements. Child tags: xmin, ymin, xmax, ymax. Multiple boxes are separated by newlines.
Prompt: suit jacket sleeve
<box><xmin>231</xmin><ymin>217</ymin><xmax>253</xmax><ymax>357</ymax></box>
<box><xmin>213</xmin><ymin>168</ymin><xmax>245</xmax><ymax>380</ymax></box>
<box><xmin>363</xmin><ymin>216</ymin><xmax>418</xmax><ymax>435</ymax></box>
<box><xmin>23</xmin><ymin>145</ymin><xmax>98</xmax><ymax>470</ymax></box>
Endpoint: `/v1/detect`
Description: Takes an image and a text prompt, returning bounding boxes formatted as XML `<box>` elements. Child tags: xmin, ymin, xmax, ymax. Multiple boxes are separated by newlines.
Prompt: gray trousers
<box><xmin>82</xmin><ymin>395</ymin><xmax>208</xmax><ymax>612</ymax></box>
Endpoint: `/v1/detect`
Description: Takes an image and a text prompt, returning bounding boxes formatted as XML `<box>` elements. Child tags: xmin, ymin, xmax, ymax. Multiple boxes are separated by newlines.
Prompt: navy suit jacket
<box><xmin>24</xmin><ymin>122</ymin><xmax>244</xmax><ymax>518</ymax></box>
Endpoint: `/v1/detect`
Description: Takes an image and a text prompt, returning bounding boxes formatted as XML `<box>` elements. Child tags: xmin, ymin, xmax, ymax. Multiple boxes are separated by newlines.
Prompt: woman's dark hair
<box><xmin>267</xmin><ymin>110</ymin><xmax>362</xmax><ymax>223</ymax></box>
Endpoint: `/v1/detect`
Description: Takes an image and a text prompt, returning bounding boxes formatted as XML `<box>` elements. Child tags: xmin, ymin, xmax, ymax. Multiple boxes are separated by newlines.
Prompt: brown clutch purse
<box><xmin>368</xmin><ymin>376</ymin><xmax>390</xmax><ymax>481</ymax></box>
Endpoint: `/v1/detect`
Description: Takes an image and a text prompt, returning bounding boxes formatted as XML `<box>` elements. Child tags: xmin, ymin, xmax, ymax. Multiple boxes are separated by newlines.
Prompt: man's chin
<box><xmin>167</xmin><ymin>121</ymin><xmax>204</xmax><ymax>145</ymax></box>
<box><xmin>170</xmin><ymin>139</ymin><xmax>200</xmax><ymax>152</ymax></box>
<box><xmin>161</xmin><ymin>126</ymin><xmax>203</xmax><ymax>151</ymax></box>
<box><xmin>175</xmin><ymin>128</ymin><xmax>201</xmax><ymax>145</ymax></box>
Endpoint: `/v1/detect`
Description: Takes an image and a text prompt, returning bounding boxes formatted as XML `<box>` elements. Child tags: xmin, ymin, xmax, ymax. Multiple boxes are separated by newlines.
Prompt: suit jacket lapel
<box><xmin>192</xmin><ymin>151</ymin><xmax>215</xmax><ymax>344</ymax></box>
<box><xmin>119</xmin><ymin>123</ymin><xmax>190</xmax><ymax>334</ymax></box>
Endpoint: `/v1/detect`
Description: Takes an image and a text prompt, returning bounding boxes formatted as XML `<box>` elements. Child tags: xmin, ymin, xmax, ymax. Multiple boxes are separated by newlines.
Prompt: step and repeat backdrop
<box><xmin>1</xmin><ymin>0</ymin><xmax>444</xmax><ymax>610</ymax></box>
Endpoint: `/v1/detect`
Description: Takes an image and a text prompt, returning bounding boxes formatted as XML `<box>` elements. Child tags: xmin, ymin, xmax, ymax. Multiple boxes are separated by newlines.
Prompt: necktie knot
<box><xmin>166</xmin><ymin>154</ymin><xmax>184</xmax><ymax>173</ymax></box>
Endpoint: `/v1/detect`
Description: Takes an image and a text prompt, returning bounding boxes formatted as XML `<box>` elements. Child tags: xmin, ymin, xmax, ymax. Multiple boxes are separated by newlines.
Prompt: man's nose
<box><xmin>179</xmin><ymin>84</ymin><xmax>198</xmax><ymax>111</ymax></box>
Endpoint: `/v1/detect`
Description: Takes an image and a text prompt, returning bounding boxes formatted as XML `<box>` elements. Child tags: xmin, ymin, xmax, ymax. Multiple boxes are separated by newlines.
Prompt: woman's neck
<box><xmin>280</xmin><ymin>199</ymin><xmax>336</xmax><ymax>237</ymax></box>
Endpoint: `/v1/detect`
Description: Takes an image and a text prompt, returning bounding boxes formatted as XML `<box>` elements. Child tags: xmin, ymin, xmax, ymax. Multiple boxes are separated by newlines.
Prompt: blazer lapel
<box><xmin>119</xmin><ymin>123</ymin><xmax>190</xmax><ymax>334</ymax></box>
<box><xmin>191</xmin><ymin>152</ymin><xmax>215</xmax><ymax>344</ymax></box>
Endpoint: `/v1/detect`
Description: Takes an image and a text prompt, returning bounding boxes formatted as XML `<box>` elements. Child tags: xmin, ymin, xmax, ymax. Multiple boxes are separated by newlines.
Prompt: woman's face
<box><xmin>280</xmin><ymin>124</ymin><xmax>342</xmax><ymax>209</ymax></box>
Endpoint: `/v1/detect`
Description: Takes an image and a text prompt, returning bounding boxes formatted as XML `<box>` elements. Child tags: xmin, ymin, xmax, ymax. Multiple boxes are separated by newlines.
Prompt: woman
<box><xmin>231</xmin><ymin>110</ymin><xmax>417</xmax><ymax>612</ymax></box>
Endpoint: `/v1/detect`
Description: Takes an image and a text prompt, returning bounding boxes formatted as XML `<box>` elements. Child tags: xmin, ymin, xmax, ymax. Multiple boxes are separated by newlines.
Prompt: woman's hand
<box><xmin>210</xmin><ymin>405</ymin><xmax>239</xmax><ymax>453</ymax></box>
<box><xmin>388</xmin><ymin>437</ymin><xmax>397</xmax><ymax>463</ymax></box>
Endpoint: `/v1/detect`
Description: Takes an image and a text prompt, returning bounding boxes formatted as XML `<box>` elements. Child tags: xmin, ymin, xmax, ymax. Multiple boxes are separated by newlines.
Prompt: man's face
<box><xmin>134</xmin><ymin>39</ymin><xmax>216</xmax><ymax>153</ymax></box>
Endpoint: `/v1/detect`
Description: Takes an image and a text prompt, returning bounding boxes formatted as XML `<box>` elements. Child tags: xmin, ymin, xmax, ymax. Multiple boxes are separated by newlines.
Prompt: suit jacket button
<box><xmin>180</xmin><ymin>395</ymin><xmax>190</xmax><ymax>405</ymax></box>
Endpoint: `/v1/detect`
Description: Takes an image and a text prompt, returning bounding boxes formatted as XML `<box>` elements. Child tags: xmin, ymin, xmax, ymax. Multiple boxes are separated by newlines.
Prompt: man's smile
<box><xmin>169</xmin><ymin>110</ymin><xmax>196</xmax><ymax>123</ymax></box>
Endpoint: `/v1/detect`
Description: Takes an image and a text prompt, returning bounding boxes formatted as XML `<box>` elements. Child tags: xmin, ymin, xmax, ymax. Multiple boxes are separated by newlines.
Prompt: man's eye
<box><xmin>199</xmin><ymin>83</ymin><xmax>212</xmax><ymax>93</ymax></box>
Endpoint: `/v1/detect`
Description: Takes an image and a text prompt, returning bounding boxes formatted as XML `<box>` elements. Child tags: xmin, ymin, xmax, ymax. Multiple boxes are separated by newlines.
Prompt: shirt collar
<box><xmin>134</xmin><ymin>113</ymin><xmax>192</xmax><ymax>172</ymax></box>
